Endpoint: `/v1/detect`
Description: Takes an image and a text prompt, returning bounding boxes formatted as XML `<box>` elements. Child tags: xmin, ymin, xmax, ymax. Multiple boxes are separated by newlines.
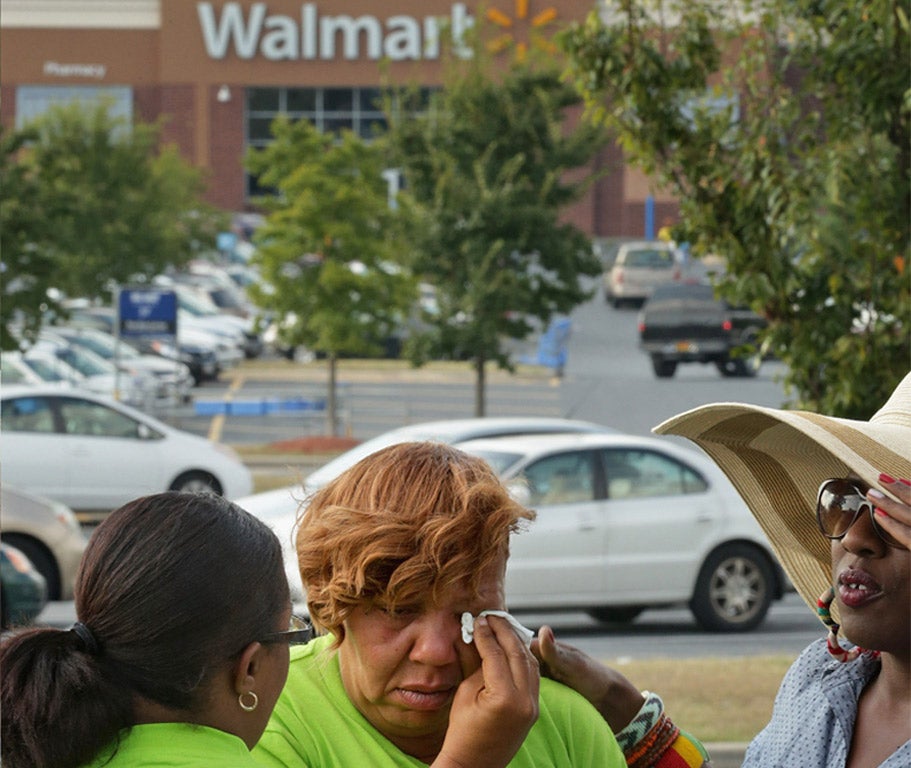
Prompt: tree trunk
<box><xmin>327</xmin><ymin>353</ymin><xmax>338</xmax><ymax>436</ymax></box>
<box><xmin>474</xmin><ymin>357</ymin><xmax>486</xmax><ymax>417</ymax></box>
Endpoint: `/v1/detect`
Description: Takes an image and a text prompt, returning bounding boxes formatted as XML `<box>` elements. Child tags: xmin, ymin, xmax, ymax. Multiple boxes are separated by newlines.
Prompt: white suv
<box><xmin>604</xmin><ymin>240</ymin><xmax>684</xmax><ymax>308</ymax></box>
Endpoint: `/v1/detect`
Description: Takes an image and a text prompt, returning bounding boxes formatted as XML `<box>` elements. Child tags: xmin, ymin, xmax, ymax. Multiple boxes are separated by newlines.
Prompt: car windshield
<box><xmin>460</xmin><ymin>448</ymin><xmax>525</xmax><ymax>476</ymax></box>
<box><xmin>67</xmin><ymin>332</ymin><xmax>141</xmax><ymax>360</ymax></box>
<box><xmin>625</xmin><ymin>249</ymin><xmax>674</xmax><ymax>268</ymax></box>
<box><xmin>23</xmin><ymin>356</ymin><xmax>71</xmax><ymax>382</ymax></box>
<box><xmin>177</xmin><ymin>288</ymin><xmax>220</xmax><ymax>317</ymax></box>
<box><xmin>1</xmin><ymin>360</ymin><xmax>29</xmax><ymax>384</ymax></box>
<box><xmin>55</xmin><ymin>346</ymin><xmax>114</xmax><ymax>377</ymax></box>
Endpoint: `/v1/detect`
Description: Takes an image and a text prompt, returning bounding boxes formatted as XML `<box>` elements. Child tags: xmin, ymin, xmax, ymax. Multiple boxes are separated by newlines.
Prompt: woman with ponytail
<box><xmin>1</xmin><ymin>490</ymin><xmax>541</xmax><ymax>768</ymax></box>
<box><xmin>1</xmin><ymin>492</ymin><xmax>296</xmax><ymax>767</ymax></box>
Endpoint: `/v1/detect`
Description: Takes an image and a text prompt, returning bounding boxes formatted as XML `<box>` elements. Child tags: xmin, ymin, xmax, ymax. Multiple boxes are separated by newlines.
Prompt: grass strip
<box><xmin>606</xmin><ymin>654</ymin><xmax>793</xmax><ymax>743</ymax></box>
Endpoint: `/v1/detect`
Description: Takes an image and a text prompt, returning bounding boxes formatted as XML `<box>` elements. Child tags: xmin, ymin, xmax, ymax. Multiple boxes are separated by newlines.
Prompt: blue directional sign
<box><xmin>118</xmin><ymin>288</ymin><xmax>178</xmax><ymax>339</ymax></box>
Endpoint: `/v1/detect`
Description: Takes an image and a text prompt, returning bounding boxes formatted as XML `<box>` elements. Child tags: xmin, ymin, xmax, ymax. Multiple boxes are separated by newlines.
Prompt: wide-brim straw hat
<box><xmin>654</xmin><ymin>372</ymin><xmax>911</xmax><ymax>622</ymax></box>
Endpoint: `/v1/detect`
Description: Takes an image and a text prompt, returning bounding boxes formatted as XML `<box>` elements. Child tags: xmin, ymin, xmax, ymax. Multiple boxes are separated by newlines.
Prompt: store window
<box><xmin>15</xmin><ymin>86</ymin><xmax>132</xmax><ymax>129</ymax></box>
<box><xmin>244</xmin><ymin>85</ymin><xmax>435</xmax><ymax>200</ymax></box>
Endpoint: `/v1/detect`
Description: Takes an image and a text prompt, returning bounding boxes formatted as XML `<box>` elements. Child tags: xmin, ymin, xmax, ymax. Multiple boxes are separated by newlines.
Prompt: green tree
<box><xmin>386</xmin><ymin>47</ymin><xmax>607</xmax><ymax>415</ymax></box>
<box><xmin>1</xmin><ymin>102</ymin><xmax>224</xmax><ymax>350</ymax></box>
<box><xmin>1</xmin><ymin>126</ymin><xmax>53</xmax><ymax>350</ymax></box>
<box><xmin>561</xmin><ymin>0</ymin><xmax>910</xmax><ymax>417</ymax></box>
<box><xmin>245</xmin><ymin>118</ymin><xmax>415</xmax><ymax>434</ymax></box>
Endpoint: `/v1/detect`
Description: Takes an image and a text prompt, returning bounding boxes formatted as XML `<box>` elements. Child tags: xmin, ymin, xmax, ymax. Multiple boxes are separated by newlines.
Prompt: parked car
<box><xmin>145</xmin><ymin>335</ymin><xmax>221</xmax><ymax>385</ymax></box>
<box><xmin>1</xmin><ymin>486</ymin><xmax>87</xmax><ymax>600</ymax></box>
<box><xmin>169</xmin><ymin>283</ymin><xmax>262</xmax><ymax>359</ymax></box>
<box><xmin>65</xmin><ymin>304</ymin><xmax>226</xmax><ymax>384</ymax></box>
<box><xmin>27</xmin><ymin>335</ymin><xmax>158</xmax><ymax>409</ymax></box>
<box><xmin>456</xmin><ymin>432</ymin><xmax>787</xmax><ymax>631</ymax></box>
<box><xmin>1</xmin><ymin>350</ymin><xmax>73</xmax><ymax>388</ymax></box>
<box><xmin>604</xmin><ymin>240</ymin><xmax>685</xmax><ymax>308</ymax></box>
<box><xmin>638</xmin><ymin>282</ymin><xmax>768</xmax><ymax>378</ymax></box>
<box><xmin>236</xmin><ymin>417</ymin><xmax>616</xmax><ymax>604</ymax></box>
<box><xmin>48</xmin><ymin>326</ymin><xmax>194</xmax><ymax>404</ymax></box>
<box><xmin>1</xmin><ymin>386</ymin><xmax>253</xmax><ymax>524</ymax></box>
<box><xmin>1</xmin><ymin>542</ymin><xmax>48</xmax><ymax>630</ymax></box>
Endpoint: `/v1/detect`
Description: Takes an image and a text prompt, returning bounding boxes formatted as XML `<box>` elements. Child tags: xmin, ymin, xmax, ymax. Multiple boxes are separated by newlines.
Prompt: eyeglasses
<box><xmin>261</xmin><ymin>615</ymin><xmax>313</xmax><ymax>646</ymax></box>
<box><xmin>816</xmin><ymin>479</ymin><xmax>902</xmax><ymax>548</ymax></box>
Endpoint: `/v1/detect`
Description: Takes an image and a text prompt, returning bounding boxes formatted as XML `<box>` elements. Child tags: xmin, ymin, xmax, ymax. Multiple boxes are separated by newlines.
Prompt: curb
<box><xmin>704</xmin><ymin>742</ymin><xmax>748</xmax><ymax>767</ymax></box>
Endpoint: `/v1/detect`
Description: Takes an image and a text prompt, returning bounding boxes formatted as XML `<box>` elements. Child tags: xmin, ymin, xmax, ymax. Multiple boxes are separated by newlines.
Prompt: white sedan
<box><xmin>457</xmin><ymin>432</ymin><xmax>787</xmax><ymax>632</ymax></box>
<box><xmin>243</xmin><ymin>427</ymin><xmax>787</xmax><ymax>632</ymax></box>
<box><xmin>235</xmin><ymin>417</ymin><xmax>615</xmax><ymax>607</ymax></box>
<box><xmin>1</xmin><ymin>385</ymin><xmax>253</xmax><ymax>524</ymax></box>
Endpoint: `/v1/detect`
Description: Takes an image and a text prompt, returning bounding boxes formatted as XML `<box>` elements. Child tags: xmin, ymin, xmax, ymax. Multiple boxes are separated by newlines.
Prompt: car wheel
<box><xmin>651</xmin><ymin>355</ymin><xmax>677</xmax><ymax>378</ymax></box>
<box><xmin>690</xmin><ymin>543</ymin><xmax>774</xmax><ymax>632</ymax></box>
<box><xmin>3</xmin><ymin>535</ymin><xmax>60</xmax><ymax>601</ymax></box>
<box><xmin>587</xmin><ymin>606</ymin><xmax>644</xmax><ymax>624</ymax></box>
<box><xmin>717</xmin><ymin>356</ymin><xmax>760</xmax><ymax>378</ymax></box>
<box><xmin>169</xmin><ymin>471</ymin><xmax>223</xmax><ymax>496</ymax></box>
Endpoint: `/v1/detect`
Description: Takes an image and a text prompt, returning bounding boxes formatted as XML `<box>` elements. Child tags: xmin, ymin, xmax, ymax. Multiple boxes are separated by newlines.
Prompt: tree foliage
<box><xmin>1</xmin><ymin>102</ymin><xmax>223</xmax><ymax>350</ymax></box>
<box><xmin>561</xmin><ymin>0</ymin><xmax>910</xmax><ymax>417</ymax></box>
<box><xmin>245</xmin><ymin>118</ymin><xmax>415</xmax><ymax>433</ymax></box>
<box><xmin>385</xmin><ymin>45</ymin><xmax>608</xmax><ymax>415</ymax></box>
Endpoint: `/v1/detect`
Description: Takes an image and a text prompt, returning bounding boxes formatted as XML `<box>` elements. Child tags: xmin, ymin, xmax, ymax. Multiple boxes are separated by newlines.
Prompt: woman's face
<box><xmin>830</xmin><ymin>488</ymin><xmax>911</xmax><ymax>657</ymax></box>
<box><xmin>337</xmin><ymin>565</ymin><xmax>506</xmax><ymax>761</ymax></box>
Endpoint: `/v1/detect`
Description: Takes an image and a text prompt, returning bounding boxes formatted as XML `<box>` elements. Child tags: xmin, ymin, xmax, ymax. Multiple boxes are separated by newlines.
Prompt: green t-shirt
<box><xmin>81</xmin><ymin>722</ymin><xmax>261</xmax><ymax>767</ymax></box>
<box><xmin>254</xmin><ymin>635</ymin><xmax>625</xmax><ymax>767</ymax></box>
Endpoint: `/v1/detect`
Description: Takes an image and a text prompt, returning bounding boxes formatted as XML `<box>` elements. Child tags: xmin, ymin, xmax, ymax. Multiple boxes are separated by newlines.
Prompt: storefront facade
<box><xmin>1</xmin><ymin>0</ymin><xmax>678</xmax><ymax>238</ymax></box>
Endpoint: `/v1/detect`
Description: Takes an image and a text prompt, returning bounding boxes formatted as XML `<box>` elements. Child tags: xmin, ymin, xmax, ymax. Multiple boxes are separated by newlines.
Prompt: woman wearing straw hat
<box><xmin>532</xmin><ymin>372</ymin><xmax>911</xmax><ymax>767</ymax></box>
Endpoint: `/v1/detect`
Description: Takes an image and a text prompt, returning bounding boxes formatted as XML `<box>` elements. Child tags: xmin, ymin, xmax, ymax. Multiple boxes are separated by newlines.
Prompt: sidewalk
<box><xmin>705</xmin><ymin>743</ymin><xmax>747</xmax><ymax>767</ymax></box>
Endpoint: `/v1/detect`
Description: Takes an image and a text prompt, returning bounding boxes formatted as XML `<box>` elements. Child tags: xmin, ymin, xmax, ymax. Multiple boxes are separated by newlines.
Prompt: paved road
<box><xmin>166</xmin><ymin>276</ymin><xmax>790</xmax><ymax>445</ymax></box>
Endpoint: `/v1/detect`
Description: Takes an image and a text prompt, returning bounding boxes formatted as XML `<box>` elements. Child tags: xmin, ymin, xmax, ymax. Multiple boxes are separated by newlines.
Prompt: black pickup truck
<box><xmin>637</xmin><ymin>282</ymin><xmax>767</xmax><ymax>378</ymax></box>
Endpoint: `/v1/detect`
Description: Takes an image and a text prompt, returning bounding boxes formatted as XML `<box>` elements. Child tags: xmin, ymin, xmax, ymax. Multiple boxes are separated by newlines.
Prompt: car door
<box><xmin>504</xmin><ymin>449</ymin><xmax>604</xmax><ymax>606</ymax></box>
<box><xmin>53</xmin><ymin>395</ymin><xmax>166</xmax><ymax>514</ymax></box>
<box><xmin>598</xmin><ymin>447</ymin><xmax>720</xmax><ymax>602</ymax></box>
<box><xmin>1</xmin><ymin>395</ymin><xmax>73</xmax><ymax>501</ymax></box>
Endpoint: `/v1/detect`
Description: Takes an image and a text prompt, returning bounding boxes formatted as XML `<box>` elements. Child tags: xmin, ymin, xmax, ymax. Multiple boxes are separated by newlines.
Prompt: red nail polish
<box><xmin>874</xmin><ymin>507</ymin><xmax>889</xmax><ymax>517</ymax></box>
<box><xmin>879</xmin><ymin>473</ymin><xmax>896</xmax><ymax>484</ymax></box>
<box><xmin>899</xmin><ymin>478</ymin><xmax>911</xmax><ymax>487</ymax></box>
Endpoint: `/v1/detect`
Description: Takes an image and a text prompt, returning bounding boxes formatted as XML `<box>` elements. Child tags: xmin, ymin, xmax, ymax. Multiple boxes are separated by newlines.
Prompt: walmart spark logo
<box><xmin>485</xmin><ymin>0</ymin><xmax>558</xmax><ymax>57</ymax></box>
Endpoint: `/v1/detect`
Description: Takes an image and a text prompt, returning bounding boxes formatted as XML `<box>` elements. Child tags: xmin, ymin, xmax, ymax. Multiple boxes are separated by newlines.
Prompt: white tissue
<box><xmin>461</xmin><ymin>610</ymin><xmax>535</xmax><ymax>647</ymax></box>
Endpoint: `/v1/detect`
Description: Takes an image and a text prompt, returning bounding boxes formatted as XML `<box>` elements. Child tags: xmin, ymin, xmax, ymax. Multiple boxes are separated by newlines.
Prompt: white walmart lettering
<box><xmin>196</xmin><ymin>2</ymin><xmax>473</xmax><ymax>61</ymax></box>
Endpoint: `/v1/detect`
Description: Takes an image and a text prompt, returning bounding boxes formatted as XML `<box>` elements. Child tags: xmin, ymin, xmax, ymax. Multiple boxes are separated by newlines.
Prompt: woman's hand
<box><xmin>435</xmin><ymin>615</ymin><xmax>539</xmax><ymax>768</ymax></box>
<box><xmin>871</xmin><ymin>474</ymin><xmax>911</xmax><ymax>550</ymax></box>
<box><xmin>532</xmin><ymin>624</ymin><xmax>645</xmax><ymax>733</ymax></box>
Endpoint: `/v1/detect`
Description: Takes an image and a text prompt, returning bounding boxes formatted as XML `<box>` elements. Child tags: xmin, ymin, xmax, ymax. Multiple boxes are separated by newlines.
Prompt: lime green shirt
<box><xmin>81</xmin><ymin>722</ymin><xmax>261</xmax><ymax>767</ymax></box>
<box><xmin>254</xmin><ymin>635</ymin><xmax>624</xmax><ymax>767</ymax></box>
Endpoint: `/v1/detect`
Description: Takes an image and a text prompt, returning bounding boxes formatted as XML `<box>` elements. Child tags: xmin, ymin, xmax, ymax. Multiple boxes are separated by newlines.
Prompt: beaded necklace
<box><xmin>817</xmin><ymin>587</ymin><xmax>881</xmax><ymax>662</ymax></box>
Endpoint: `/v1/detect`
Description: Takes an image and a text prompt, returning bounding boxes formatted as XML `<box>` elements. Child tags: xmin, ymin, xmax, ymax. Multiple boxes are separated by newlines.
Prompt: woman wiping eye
<box><xmin>461</xmin><ymin>611</ymin><xmax>535</xmax><ymax>647</ymax></box>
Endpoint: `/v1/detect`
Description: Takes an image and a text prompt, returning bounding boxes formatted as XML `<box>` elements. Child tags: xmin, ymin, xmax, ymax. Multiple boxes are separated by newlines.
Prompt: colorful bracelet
<box><xmin>615</xmin><ymin>691</ymin><xmax>664</xmax><ymax>755</ymax></box>
<box><xmin>616</xmin><ymin>691</ymin><xmax>711</xmax><ymax>768</ymax></box>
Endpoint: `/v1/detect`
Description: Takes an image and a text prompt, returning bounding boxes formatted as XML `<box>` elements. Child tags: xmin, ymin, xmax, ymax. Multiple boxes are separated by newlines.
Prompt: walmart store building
<box><xmin>1</xmin><ymin>0</ymin><xmax>678</xmax><ymax>238</ymax></box>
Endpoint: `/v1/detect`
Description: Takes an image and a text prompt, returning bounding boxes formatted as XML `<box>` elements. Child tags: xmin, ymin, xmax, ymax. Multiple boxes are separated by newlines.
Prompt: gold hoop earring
<box><xmin>238</xmin><ymin>691</ymin><xmax>259</xmax><ymax>712</ymax></box>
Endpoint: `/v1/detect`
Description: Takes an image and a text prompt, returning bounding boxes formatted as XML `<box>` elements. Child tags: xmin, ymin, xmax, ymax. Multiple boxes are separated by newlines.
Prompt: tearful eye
<box><xmin>380</xmin><ymin>605</ymin><xmax>420</xmax><ymax>621</ymax></box>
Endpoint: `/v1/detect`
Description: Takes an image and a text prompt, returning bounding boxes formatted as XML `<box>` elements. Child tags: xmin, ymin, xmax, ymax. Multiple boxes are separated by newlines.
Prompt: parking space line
<box><xmin>208</xmin><ymin>372</ymin><xmax>245</xmax><ymax>442</ymax></box>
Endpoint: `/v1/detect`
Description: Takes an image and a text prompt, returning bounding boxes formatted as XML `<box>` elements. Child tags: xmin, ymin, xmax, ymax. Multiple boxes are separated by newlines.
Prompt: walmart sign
<box><xmin>197</xmin><ymin>2</ymin><xmax>475</xmax><ymax>61</ymax></box>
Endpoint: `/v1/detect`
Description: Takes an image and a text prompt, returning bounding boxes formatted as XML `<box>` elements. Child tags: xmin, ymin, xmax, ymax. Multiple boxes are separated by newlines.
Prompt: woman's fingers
<box><xmin>442</xmin><ymin>616</ymin><xmax>539</xmax><ymax>768</ymax></box>
<box><xmin>872</xmin><ymin>473</ymin><xmax>911</xmax><ymax>549</ymax></box>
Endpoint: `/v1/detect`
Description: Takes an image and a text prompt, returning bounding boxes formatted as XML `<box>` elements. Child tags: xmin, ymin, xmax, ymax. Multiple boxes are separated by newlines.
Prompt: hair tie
<box><xmin>70</xmin><ymin>622</ymin><xmax>100</xmax><ymax>655</ymax></box>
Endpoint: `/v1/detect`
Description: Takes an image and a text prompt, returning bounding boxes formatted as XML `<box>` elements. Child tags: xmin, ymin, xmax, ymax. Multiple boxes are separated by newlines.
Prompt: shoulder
<box><xmin>525</xmin><ymin>679</ymin><xmax>625</xmax><ymax>766</ymax></box>
<box><xmin>778</xmin><ymin>637</ymin><xmax>879</xmax><ymax>696</ymax></box>
<box><xmin>82</xmin><ymin>723</ymin><xmax>256</xmax><ymax>767</ymax></box>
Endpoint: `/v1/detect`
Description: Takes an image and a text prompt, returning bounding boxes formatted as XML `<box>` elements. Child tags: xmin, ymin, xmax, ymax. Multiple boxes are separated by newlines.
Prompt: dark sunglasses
<box><xmin>261</xmin><ymin>615</ymin><xmax>313</xmax><ymax>646</ymax></box>
<box><xmin>816</xmin><ymin>479</ymin><xmax>903</xmax><ymax>548</ymax></box>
